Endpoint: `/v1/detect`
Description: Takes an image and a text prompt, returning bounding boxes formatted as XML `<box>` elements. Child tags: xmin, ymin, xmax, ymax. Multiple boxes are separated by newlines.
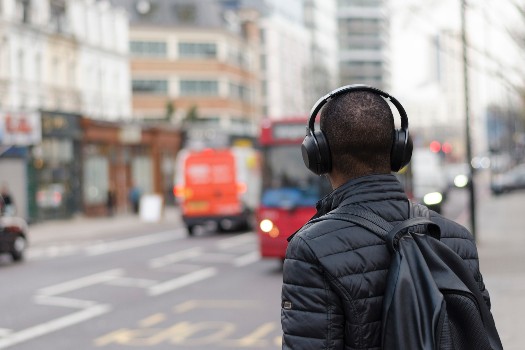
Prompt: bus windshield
<box><xmin>261</xmin><ymin>145</ymin><xmax>331</xmax><ymax>208</ymax></box>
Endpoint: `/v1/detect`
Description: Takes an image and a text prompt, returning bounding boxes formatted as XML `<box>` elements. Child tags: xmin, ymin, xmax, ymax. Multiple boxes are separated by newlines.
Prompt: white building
<box><xmin>0</xmin><ymin>0</ymin><xmax>131</xmax><ymax>220</ymax></box>
<box><xmin>0</xmin><ymin>0</ymin><xmax>131</xmax><ymax>121</ymax></box>
<box><xmin>303</xmin><ymin>0</ymin><xmax>339</xmax><ymax>102</ymax></box>
<box><xmin>242</xmin><ymin>0</ymin><xmax>311</xmax><ymax>119</ymax></box>
<box><xmin>338</xmin><ymin>0</ymin><xmax>390</xmax><ymax>90</ymax></box>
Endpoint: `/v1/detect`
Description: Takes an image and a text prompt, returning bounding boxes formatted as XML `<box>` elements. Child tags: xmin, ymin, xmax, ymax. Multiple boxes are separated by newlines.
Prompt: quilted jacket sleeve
<box><xmin>281</xmin><ymin>235</ymin><xmax>345</xmax><ymax>350</ymax></box>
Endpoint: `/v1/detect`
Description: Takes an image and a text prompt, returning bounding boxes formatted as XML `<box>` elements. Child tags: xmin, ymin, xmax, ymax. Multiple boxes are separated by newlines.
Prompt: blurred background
<box><xmin>0</xmin><ymin>0</ymin><xmax>524</xmax><ymax>349</ymax></box>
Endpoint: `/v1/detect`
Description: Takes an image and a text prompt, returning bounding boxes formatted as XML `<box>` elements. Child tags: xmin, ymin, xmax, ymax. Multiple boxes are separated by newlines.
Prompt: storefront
<box><xmin>81</xmin><ymin>119</ymin><xmax>181</xmax><ymax>216</ymax></box>
<box><xmin>29</xmin><ymin>111</ymin><xmax>83</xmax><ymax>221</ymax></box>
<box><xmin>0</xmin><ymin>110</ymin><xmax>42</xmax><ymax>221</ymax></box>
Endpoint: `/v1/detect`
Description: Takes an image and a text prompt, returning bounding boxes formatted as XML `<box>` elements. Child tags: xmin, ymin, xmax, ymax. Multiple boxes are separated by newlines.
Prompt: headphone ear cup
<box><xmin>391</xmin><ymin>129</ymin><xmax>412</xmax><ymax>172</ymax></box>
<box><xmin>301</xmin><ymin>134</ymin><xmax>320</xmax><ymax>174</ymax></box>
<box><xmin>314</xmin><ymin>130</ymin><xmax>332</xmax><ymax>174</ymax></box>
<box><xmin>301</xmin><ymin>130</ymin><xmax>332</xmax><ymax>175</ymax></box>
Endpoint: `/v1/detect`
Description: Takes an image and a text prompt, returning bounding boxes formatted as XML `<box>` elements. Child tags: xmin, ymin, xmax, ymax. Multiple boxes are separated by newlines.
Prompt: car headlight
<box><xmin>423</xmin><ymin>192</ymin><xmax>443</xmax><ymax>205</ymax></box>
<box><xmin>454</xmin><ymin>174</ymin><xmax>469</xmax><ymax>188</ymax></box>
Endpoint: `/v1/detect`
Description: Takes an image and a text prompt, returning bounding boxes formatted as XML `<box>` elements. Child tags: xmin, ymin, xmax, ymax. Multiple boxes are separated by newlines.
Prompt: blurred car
<box><xmin>491</xmin><ymin>164</ymin><xmax>525</xmax><ymax>195</ymax></box>
<box><xmin>445</xmin><ymin>162</ymin><xmax>471</xmax><ymax>190</ymax></box>
<box><xmin>0</xmin><ymin>196</ymin><xmax>28</xmax><ymax>262</ymax></box>
<box><xmin>411</xmin><ymin>148</ymin><xmax>449</xmax><ymax>213</ymax></box>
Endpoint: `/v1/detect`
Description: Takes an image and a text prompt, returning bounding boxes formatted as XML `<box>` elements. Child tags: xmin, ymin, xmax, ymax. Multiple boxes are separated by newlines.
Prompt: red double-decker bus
<box><xmin>256</xmin><ymin>118</ymin><xmax>332</xmax><ymax>261</ymax></box>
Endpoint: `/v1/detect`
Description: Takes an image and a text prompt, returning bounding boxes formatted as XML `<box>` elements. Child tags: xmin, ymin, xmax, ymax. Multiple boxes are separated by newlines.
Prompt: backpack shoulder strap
<box><xmin>410</xmin><ymin>201</ymin><xmax>430</xmax><ymax>219</ymax></box>
<box><xmin>311</xmin><ymin>204</ymin><xmax>440</xmax><ymax>252</ymax></box>
<box><xmin>310</xmin><ymin>207</ymin><xmax>393</xmax><ymax>240</ymax></box>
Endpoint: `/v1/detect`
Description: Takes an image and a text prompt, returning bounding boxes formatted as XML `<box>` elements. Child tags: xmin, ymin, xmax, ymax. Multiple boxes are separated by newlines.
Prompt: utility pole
<box><xmin>461</xmin><ymin>0</ymin><xmax>477</xmax><ymax>240</ymax></box>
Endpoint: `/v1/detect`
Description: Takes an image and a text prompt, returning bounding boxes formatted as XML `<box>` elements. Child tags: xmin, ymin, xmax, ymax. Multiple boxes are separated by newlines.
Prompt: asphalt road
<box><xmin>0</xmin><ymin>225</ymin><xmax>284</xmax><ymax>350</ymax></box>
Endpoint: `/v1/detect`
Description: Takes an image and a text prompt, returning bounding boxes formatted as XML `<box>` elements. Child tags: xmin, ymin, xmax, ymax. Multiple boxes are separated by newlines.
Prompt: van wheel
<box><xmin>187</xmin><ymin>226</ymin><xmax>195</xmax><ymax>236</ymax></box>
<box><xmin>219</xmin><ymin>219</ymin><xmax>234</xmax><ymax>232</ymax></box>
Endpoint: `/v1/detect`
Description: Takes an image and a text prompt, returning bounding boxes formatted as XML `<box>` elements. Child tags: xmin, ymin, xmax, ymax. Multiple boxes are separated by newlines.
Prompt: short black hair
<box><xmin>320</xmin><ymin>91</ymin><xmax>394</xmax><ymax>176</ymax></box>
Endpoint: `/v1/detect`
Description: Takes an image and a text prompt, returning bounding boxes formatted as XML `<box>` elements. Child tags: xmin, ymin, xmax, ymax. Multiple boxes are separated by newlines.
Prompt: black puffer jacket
<box><xmin>281</xmin><ymin>174</ymin><xmax>490</xmax><ymax>350</ymax></box>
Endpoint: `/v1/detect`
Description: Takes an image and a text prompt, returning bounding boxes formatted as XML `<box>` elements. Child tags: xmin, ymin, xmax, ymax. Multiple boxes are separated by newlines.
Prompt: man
<box><xmin>281</xmin><ymin>86</ymin><xmax>491</xmax><ymax>349</ymax></box>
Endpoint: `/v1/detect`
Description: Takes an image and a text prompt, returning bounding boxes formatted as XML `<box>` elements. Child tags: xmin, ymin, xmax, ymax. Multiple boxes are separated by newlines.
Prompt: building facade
<box><xmin>337</xmin><ymin>0</ymin><xmax>390</xmax><ymax>90</ymax></box>
<box><xmin>243</xmin><ymin>0</ymin><xmax>312</xmax><ymax>119</ymax></box>
<box><xmin>109</xmin><ymin>0</ymin><xmax>262</xmax><ymax>147</ymax></box>
<box><xmin>303</xmin><ymin>0</ymin><xmax>339</xmax><ymax>103</ymax></box>
<box><xmin>0</xmin><ymin>0</ymin><xmax>140</xmax><ymax>221</ymax></box>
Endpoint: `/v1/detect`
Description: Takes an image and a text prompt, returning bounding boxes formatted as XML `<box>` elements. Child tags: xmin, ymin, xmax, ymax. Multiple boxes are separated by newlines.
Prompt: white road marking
<box><xmin>192</xmin><ymin>252</ymin><xmax>235</xmax><ymax>263</ymax></box>
<box><xmin>34</xmin><ymin>295</ymin><xmax>98</xmax><ymax>309</ymax></box>
<box><xmin>85</xmin><ymin>230</ymin><xmax>183</xmax><ymax>256</ymax></box>
<box><xmin>233</xmin><ymin>251</ymin><xmax>260</xmax><ymax>267</ymax></box>
<box><xmin>106</xmin><ymin>277</ymin><xmax>158</xmax><ymax>288</ymax></box>
<box><xmin>148</xmin><ymin>268</ymin><xmax>217</xmax><ymax>296</ymax></box>
<box><xmin>0</xmin><ymin>305</ymin><xmax>111</xmax><ymax>349</ymax></box>
<box><xmin>0</xmin><ymin>329</ymin><xmax>12</xmax><ymax>338</ymax></box>
<box><xmin>149</xmin><ymin>247</ymin><xmax>203</xmax><ymax>268</ymax></box>
<box><xmin>37</xmin><ymin>269</ymin><xmax>124</xmax><ymax>296</ymax></box>
<box><xmin>217</xmin><ymin>234</ymin><xmax>255</xmax><ymax>250</ymax></box>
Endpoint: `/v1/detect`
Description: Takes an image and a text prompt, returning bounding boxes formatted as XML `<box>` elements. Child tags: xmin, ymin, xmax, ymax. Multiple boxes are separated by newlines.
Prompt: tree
<box><xmin>165</xmin><ymin>100</ymin><xmax>175</xmax><ymax>122</ymax></box>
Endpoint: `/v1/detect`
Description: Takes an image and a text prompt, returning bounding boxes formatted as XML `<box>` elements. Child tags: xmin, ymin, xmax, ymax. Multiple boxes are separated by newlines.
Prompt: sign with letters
<box><xmin>0</xmin><ymin>111</ymin><xmax>42</xmax><ymax>146</ymax></box>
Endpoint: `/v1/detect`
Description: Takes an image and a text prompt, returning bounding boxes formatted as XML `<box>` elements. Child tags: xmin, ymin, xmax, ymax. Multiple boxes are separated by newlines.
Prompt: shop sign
<box><xmin>41</xmin><ymin>112</ymin><xmax>81</xmax><ymax>138</ymax></box>
<box><xmin>0</xmin><ymin>111</ymin><xmax>42</xmax><ymax>146</ymax></box>
<box><xmin>119</xmin><ymin>125</ymin><xmax>142</xmax><ymax>144</ymax></box>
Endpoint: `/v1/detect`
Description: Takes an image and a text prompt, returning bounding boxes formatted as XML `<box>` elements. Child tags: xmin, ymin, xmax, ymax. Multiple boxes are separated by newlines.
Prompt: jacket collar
<box><xmin>287</xmin><ymin>174</ymin><xmax>406</xmax><ymax>242</ymax></box>
<box><xmin>315</xmin><ymin>173</ymin><xmax>406</xmax><ymax>216</ymax></box>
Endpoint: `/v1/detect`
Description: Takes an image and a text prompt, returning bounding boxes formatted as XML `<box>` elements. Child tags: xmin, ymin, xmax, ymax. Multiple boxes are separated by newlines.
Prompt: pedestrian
<box><xmin>128</xmin><ymin>184</ymin><xmax>141</xmax><ymax>214</ymax></box>
<box><xmin>107</xmin><ymin>184</ymin><xmax>116</xmax><ymax>217</ymax></box>
<box><xmin>0</xmin><ymin>182</ymin><xmax>15</xmax><ymax>215</ymax></box>
<box><xmin>281</xmin><ymin>85</ymin><xmax>495</xmax><ymax>349</ymax></box>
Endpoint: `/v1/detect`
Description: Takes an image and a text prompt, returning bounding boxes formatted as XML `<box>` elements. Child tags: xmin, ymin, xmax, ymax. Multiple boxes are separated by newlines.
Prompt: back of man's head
<box><xmin>320</xmin><ymin>91</ymin><xmax>394</xmax><ymax>178</ymax></box>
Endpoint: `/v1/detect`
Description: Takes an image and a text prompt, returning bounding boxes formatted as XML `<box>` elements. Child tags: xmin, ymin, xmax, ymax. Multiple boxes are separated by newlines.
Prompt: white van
<box><xmin>411</xmin><ymin>148</ymin><xmax>448</xmax><ymax>213</ymax></box>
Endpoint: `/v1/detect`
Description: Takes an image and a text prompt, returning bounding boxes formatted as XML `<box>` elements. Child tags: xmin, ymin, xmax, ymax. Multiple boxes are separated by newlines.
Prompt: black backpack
<box><xmin>323</xmin><ymin>202</ymin><xmax>503</xmax><ymax>350</ymax></box>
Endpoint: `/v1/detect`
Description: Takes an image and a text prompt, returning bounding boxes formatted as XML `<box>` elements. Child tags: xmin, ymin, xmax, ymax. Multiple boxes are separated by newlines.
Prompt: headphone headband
<box><xmin>301</xmin><ymin>84</ymin><xmax>413</xmax><ymax>174</ymax></box>
<box><xmin>308</xmin><ymin>84</ymin><xmax>409</xmax><ymax>133</ymax></box>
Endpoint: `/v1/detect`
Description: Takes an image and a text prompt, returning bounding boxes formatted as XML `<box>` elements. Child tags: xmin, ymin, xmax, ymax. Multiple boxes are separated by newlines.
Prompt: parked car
<box><xmin>0</xmin><ymin>196</ymin><xmax>28</xmax><ymax>262</ymax></box>
<box><xmin>491</xmin><ymin>164</ymin><xmax>525</xmax><ymax>195</ymax></box>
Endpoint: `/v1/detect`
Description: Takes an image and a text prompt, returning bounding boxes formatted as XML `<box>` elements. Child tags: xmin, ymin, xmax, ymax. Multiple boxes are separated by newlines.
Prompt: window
<box><xmin>338</xmin><ymin>0</ymin><xmax>382</xmax><ymax>6</ymax></box>
<box><xmin>180</xmin><ymin>80</ymin><xmax>218</xmax><ymax>96</ymax></box>
<box><xmin>178</xmin><ymin>42</ymin><xmax>217</xmax><ymax>59</ymax></box>
<box><xmin>132</xmin><ymin>79</ymin><xmax>168</xmax><ymax>94</ymax></box>
<box><xmin>83</xmin><ymin>156</ymin><xmax>109</xmax><ymax>205</ymax></box>
<box><xmin>229</xmin><ymin>82</ymin><xmax>251</xmax><ymax>102</ymax></box>
<box><xmin>50</xmin><ymin>0</ymin><xmax>67</xmax><ymax>33</ymax></box>
<box><xmin>130</xmin><ymin>41</ymin><xmax>167</xmax><ymax>57</ymax></box>
<box><xmin>35</xmin><ymin>53</ymin><xmax>41</xmax><ymax>83</ymax></box>
<box><xmin>16</xmin><ymin>0</ymin><xmax>31</xmax><ymax>23</ymax></box>
<box><xmin>340</xmin><ymin>36</ymin><xmax>383</xmax><ymax>50</ymax></box>
<box><xmin>339</xmin><ymin>18</ymin><xmax>382</xmax><ymax>35</ymax></box>
<box><xmin>18</xmin><ymin>49</ymin><xmax>24</xmax><ymax>80</ymax></box>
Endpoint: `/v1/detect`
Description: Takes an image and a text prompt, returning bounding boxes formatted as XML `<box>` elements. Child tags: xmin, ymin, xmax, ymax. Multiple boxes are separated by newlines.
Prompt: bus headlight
<box><xmin>260</xmin><ymin>219</ymin><xmax>280</xmax><ymax>238</ymax></box>
<box><xmin>423</xmin><ymin>192</ymin><xmax>443</xmax><ymax>206</ymax></box>
<box><xmin>260</xmin><ymin>219</ymin><xmax>274</xmax><ymax>233</ymax></box>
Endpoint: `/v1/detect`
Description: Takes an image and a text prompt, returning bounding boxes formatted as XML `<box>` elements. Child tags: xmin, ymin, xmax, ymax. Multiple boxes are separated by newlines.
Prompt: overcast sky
<box><xmin>390</xmin><ymin>0</ymin><xmax>523</xmax><ymax>105</ymax></box>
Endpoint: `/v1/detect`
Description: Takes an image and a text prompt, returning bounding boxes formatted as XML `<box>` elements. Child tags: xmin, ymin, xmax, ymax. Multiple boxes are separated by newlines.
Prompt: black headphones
<box><xmin>301</xmin><ymin>84</ymin><xmax>413</xmax><ymax>175</ymax></box>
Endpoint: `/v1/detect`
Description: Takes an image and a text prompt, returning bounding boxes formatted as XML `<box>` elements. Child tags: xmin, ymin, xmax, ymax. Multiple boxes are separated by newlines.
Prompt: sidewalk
<box><xmin>28</xmin><ymin>206</ymin><xmax>183</xmax><ymax>245</ymax></box>
<box><xmin>472</xmin><ymin>192</ymin><xmax>525</xmax><ymax>350</ymax></box>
